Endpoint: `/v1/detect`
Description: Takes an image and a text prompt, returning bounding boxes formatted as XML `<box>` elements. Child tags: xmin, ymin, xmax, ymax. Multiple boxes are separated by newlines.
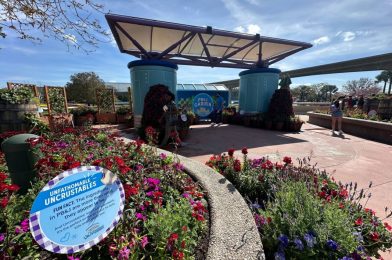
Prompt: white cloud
<box><xmin>234</xmin><ymin>26</ymin><xmax>245</xmax><ymax>33</ymax></box>
<box><xmin>247</xmin><ymin>24</ymin><xmax>261</xmax><ymax>34</ymax></box>
<box><xmin>341</xmin><ymin>31</ymin><xmax>356</xmax><ymax>42</ymax></box>
<box><xmin>313</xmin><ymin>36</ymin><xmax>330</xmax><ymax>45</ymax></box>
<box><xmin>234</xmin><ymin>24</ymin><xmax>261</xmax><ymax>34</ymax></box>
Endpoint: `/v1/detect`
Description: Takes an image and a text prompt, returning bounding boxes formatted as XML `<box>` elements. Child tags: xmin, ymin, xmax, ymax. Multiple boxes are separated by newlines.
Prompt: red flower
<box><xmin>267</xmin><ymin>217</ymin><xmax>272</xmax><ymax>224</ymax></box>
<box><xmin>169</xmin><ymin>233</ymin><xmax>179</xmax><ymax>241</ymax></box>
<box><xmin>241</xmin><ymin>147</ymin><xmax>248</xmax><ymax>155</ymax></box>
<box><xmin>182</xmin><ymin>226</ymin><xmax>188</xmax><ymax>232</ymax></box>
<box><xmin>318</xmin><ymin>191</ymin><xmax>326</xmax><ymax>199</ymax></box>
<box><xmin>6</xmin><ymin>184</ymin><xmax>19</xmax><ymax>192</ymax></box>
<box><xmin>0</xmin><ymin>197</ymin><xmax>8</xmax><ymax>208</ymax></box>
<box><xmin>228</xmin><ymin>148</ymin><xmax>235</xmax><ymax>157</ymax></box>
<box><xmin>365</xmin><ymin>208</ymin><xmax>376</xmax><ymax>215</ymax></box>
<box><xmin>233</xmin><ymin>159</ymin><xmax>241</xmax><ymax>172</ymax></box>
<box><xmin>181</xmin><ymin>240</ymin><xmax>186</xmax><ymax>248</ymax></box>
<box><xmin>339</xmin><ymin>202</ymin><xmax>345</xmax><ymax>209</ymax></box>
<box><xmin>172</xmin><ymin>250</ymin><xmax>184</xmax><ymax>260</ymax></box>
<box><xmin>384</xmin><ymin>222</ymin><xmax>392</xmax><ymax>231</ymax></box>
<box><xmin>369</xmin><ymin>232</ymin><xmax>380</xmax><ymax>241</ymax></box>
<box><xmin>123</xmin><ymin>184</ymin><xmax>139</xmax><ymax>199</ymax></box>
<box><xmin>0</xmin><ymin>173</ymin><xmax>7</xmax><ymax>182</ymax></box>
<box><xmin>283</xmin><ymin>156</ymin><xmax>292</xmax><ymax>164</ymax></box>
<box><xmin>339</xmin><ymin>189</ymin><xmax>348</xmax><ymax>199</ymax></box>
<box><xmin>355</xmin><ymin>218</ymin><xmax>363</xmax><ymax>226</ymax></box>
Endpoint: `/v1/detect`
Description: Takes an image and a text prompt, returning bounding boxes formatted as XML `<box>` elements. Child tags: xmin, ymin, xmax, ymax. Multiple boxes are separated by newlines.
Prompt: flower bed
<box><xmin>206</xmin><ymin>149</ymin><xmax>392</xmax><ymax>259</ymax></box>
<box><xmin>0</xmin><ymin>128</ymin><xmax>208</xmax><ymax>259</ymax></box>
<box><xmin>308</xmin><ymin>112</ymin><xmax>392</xmax><ymax>145</ymax></box>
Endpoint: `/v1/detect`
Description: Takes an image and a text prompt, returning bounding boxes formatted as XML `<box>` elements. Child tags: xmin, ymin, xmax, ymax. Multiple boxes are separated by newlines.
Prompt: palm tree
<box><xmin>375</xmin><ymin>71</ymin><xmax>389</xmax><ymax>94</ymax></box>
<box><xmin>387</xmin><ymin>71</ymin><xmax>392</xmax><ymax>95</ymax></box>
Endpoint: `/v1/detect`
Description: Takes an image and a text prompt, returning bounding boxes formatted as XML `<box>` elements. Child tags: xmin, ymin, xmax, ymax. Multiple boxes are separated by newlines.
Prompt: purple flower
<box><xmin>87</xmin><ymin>153</ymin><xmax>94</xmax><ymax>160</ymax></box>
<box><xmin>135</xmin><ymin>213</ymin><xmax>146</xmax><ymax>221</ymax></box>
<box><xmin>278</xmin><ymin>234</ymin><xmax>289</xmax><ymax>248</ymax></box>
<box><xmin>141</xmin><ymin>236</ymin><xmax>149</xmax><ymax>248</ymax></box>
<box><xmin>21</xmin><ymin>218</ymin><xmax>29</xmax><ymax>232</ymax></box>
<box><xmin>304</xmin><ymin>232</ymin><xmax>316</xmax><ymax>248</ymax></box>
<box><xmin>146</xmin><ymin>178</ymin><xmax>160</xmax><ymax>187</ymax></box>
<box><xmin>55</xmin><ymin>141</ymin><xmax>68</xmax><ymax>149</ymax></box>
<box><xmin>159</xmin><ymin>153</ymin><xmax>167</xmax><ymax>159</ymax></box>
<box><xmin>294</xmin><ymin>238</ymin><xmax>304</xmax><ymax>251</ymax></box>
<box><xmin>182</xmin><ymin>193</ymin><xmax>190</xmax><ymax>199</ymax></box>
<box><xmin>274</xmin><ymin>251</ymin><xmax>286</xmax><ymax>260</ymax></box>
<box><xmin>0</xmin><ymin>233</ymin><xmax>4</xmax><ymax>242</ymax></box>
<box><xmin>338</xmin><ymin>257</ymin><xmax>353</xmax><ymax>260</ymax></box>
<box><xmin>327</xmin><ymin>239</ymin><xmax>338</xmax><ymax>251</ymax></box>
<box><xmin>251</xmin><ymin>202</ymin><xmax>261</xmax><ymax>209</ymax></box>
<box><xmin>135</xmin><ymin>164</ymin><xmax>144</xmax><ymax>172</ymax></box>
<box><xmin>254</xmin><ymin>214</ymin><xmax>267</xmax><ymax>228</ymax></box>
<box><xmin>174</xmin><ymin>163</ymin><xmax>184</xmax><ymax>171</ymax></box>
<box><xmin>118</xmin><ymin>246</ymin><xmax>130</xmax><ymax>260</ymax></box>
<box><xmin>67</xmin><ymin>256</ymin><xmax>80</xmax><ymax>260</ymax></box>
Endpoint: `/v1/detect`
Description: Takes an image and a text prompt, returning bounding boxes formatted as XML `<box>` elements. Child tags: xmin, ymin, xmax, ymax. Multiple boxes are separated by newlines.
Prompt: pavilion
<box><xmin>105</xmin><ymin>14</ymin><xmax>312</xmax><ymax>126</ymax></box>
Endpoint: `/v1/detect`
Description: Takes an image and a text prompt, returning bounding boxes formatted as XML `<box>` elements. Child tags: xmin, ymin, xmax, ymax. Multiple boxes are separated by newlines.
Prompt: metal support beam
<box><xmin>115</xmin><ymin>22</ymin><xmax>151</xmax><ymax>59</ymax></box>
<box><xmin>156</xmin><ymin>32</ymin><xmax>196</xmax><ymax>59</ymax></box>
<box><xmin>198</xmin><ymin>33</ymin><xmax>212</xmax><ymax>62</ymax></box>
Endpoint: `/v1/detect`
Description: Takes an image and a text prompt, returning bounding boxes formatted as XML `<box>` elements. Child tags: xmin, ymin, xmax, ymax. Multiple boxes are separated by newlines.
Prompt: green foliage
<box><xmin>70</xmin><ymin>105</ymin><xmax>97</xmax><ymax>116</ymax></box>
<box><xmin>259</xmin><ymin>182</ymin><xmax>358</xmax><ymax>259</ymax></box>
<box><xmin>145</xmin><ymin>198</ymin><xmax>205</xmax><ymax>258</ymax></box>
<box><xmin>116</xmin><ymin>106</ymin><xmax>131</xmax><ymax>115</ymax></box>
<box><xmin>24</xmin><ymin>113</ymin><xmax>50</xmax><ymax>135</ymax></box>
<box><xmin>0</xmin><ymin>87</ymin><xmax>34</xmax><ymax>104</ymax></box>
<box><xmin>47</xmin><ymin>87</ymin><xmax>66</xmax><ymax>114</ymax></box>
<box><xmin>65</xmin><ymin>72</ymin><xmax>106</xmax><ymax>104</ymax></box>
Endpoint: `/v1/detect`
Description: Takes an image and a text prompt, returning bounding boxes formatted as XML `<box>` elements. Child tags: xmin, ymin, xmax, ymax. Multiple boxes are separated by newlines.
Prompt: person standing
<box><xmin>330</xmin><ymin>98</ymin><xmax>344</xmax><ymax>135</ymax></box>
<box><xmin>214</xmin><ymin>93</ymin><xmax>225</xmax><ymax>124</ymax></box>
<box><xmin>160</xmin><ymin>93</ymin><xmax>180</xmax><ymax>146</ymax></box>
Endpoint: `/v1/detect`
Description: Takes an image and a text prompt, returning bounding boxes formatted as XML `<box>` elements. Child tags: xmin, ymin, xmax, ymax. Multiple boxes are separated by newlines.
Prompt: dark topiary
<box><xmin>267</xmin><ymin>77</ymin><xmax>294</xmax><ymax>122</ymax></box>
<box><xmin>141</xmin><ymin>84</ymin><xmax>175</xmax><ymax>142</ymax></box>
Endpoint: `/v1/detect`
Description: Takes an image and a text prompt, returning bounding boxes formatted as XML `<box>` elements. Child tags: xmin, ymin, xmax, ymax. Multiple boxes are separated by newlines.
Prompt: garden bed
<box><xmin>206</xmin><ymin>149</ymin><xmax>392</xmax><ymax>259</ymax></box>
<box><xmin>308</xmin><ymin>112</ymin><xmax>392</xmax><ymax>145</ymax></box>
<box><xmin>0</xmin><ymin>128</ymin><xmax>208</xmax><ymax>259</ymax></box>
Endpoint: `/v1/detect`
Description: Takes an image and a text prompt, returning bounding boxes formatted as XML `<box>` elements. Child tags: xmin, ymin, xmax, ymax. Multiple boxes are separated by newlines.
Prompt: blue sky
<box><xmin>1</xmin><ymin>0</ymin><xmax>391</xmax><ymax>89</ymax></box>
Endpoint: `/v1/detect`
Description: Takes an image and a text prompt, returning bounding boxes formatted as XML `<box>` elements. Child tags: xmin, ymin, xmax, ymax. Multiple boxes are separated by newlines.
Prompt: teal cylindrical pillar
<box><xmin>128</xmin><ymin>60</ymin><xmax>178</xmax><ymax>128</ymax></box>
<box><xmin>239</xmin><ymin>68</ymin><xmax>281</xmax><ymax>114</ymax></box>
<box><xmin>1</xmin><ymin>133</ymin><xmax>40</xmax><ymax>194</ymax></box>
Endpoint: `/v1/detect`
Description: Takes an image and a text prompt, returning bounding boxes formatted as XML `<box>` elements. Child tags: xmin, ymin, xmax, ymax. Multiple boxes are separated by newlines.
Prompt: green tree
<box><xmin>342</xmin><ymin>78</ymin><xmax>381</xmax><ymax>96</ymax></box>
<box><xmin>320</xmin><ymin>84</ymin><xmax>338</xmax><ymax>102</ymax></box>
<box><xmin>375</xmin><ymin>71</ymin><xmax>390</xmax><ymax>94</ymax></box>
<box><xmin>66</xmin><ymin>72</ymin><xmax>106</xmax><ymax>104</ymax></box>
<box><xmin>0</xmin><ymin>0</ymin><xmax>109</xmax><ymax>51</ymax></box>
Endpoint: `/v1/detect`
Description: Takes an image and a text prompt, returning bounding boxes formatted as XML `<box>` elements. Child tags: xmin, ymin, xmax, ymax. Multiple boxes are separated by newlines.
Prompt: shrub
<box><xmin>0</xmin><ymin>87</ymin><xmax>34</xmax><ymax>104</ymax></box>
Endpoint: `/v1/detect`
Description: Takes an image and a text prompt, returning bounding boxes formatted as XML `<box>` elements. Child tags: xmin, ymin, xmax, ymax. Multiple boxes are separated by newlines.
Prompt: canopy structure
<box><xmin>105</xmin><ymin>14</ymin><xmax>312</xmax><ymax>69</ymax></box>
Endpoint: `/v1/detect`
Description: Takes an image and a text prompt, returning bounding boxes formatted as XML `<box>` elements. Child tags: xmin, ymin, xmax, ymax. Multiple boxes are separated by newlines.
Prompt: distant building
<box><xmin>105</xmin><ymin>82</ymin><xmax>131</xmax><ymax>93</ymax></box>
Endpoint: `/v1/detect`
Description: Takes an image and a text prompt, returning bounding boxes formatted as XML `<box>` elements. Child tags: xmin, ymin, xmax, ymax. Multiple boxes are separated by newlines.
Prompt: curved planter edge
<box><xmin>157</xmin><ymin>148</ymin><xmax>264</xmax><ymax>260</ymax></box>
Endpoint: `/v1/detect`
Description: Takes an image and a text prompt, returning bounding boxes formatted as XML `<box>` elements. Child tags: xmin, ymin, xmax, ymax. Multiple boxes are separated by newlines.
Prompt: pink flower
<box><xmin>67</xmin><ymin>256</ymin><xmax>80</xmax><ymax>260</ymax></box>
<box><xmin>141</xmin><ymin>236</ymin><xmax>149</xmax><ymax>248</ymax></box>
<box><xmin>0</xmin><ymin>233</ymin><xmax>4</xmax><ymax>242</ymax></box>
<box><xmin>135</xmin><ymin>213</ymin><xmax>147</xmax><ymax>221</ymax></box>
<box><xmin>118</xmin><ymin>246</ymin><xmax>130</xmax><ymax>260</ymax></box>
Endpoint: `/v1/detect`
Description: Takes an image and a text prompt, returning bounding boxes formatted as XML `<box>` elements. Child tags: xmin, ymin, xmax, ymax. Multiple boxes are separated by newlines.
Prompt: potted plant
<box><xmin>0</xmin><ymin>87</ymin><xmax>39</xmax><ymax>132</ymax></box>
<box><xmin>116</xmin><ymin>106</ymin><xmax>132</xmax><ymax>123</ymax></box>
<box><xmin>70</xmin><ymin>106</ymin><xmax>97</xmax><ymax>126</ymax></box>
<box><xmin>288</xmin><ymin>116</ymin><xmax>305</xmax><ymax>132</ymax></box>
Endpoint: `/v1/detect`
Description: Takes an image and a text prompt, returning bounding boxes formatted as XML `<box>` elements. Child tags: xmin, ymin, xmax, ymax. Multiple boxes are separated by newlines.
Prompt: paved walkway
<box><xmin>177</xmin><ymin>118</ymin><xmax>392</xmax><ymax>225</ymax></box>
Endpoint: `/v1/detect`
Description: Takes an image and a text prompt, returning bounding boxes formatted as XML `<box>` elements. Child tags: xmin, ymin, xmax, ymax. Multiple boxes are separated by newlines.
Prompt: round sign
<box><xmin>29</xmin><ymin>166</ymin><xmax>124</xmax><ymax>254</ymax></box>
<box><xmin>193</xmin><ymin>93</ymin><xmax>214</xmax><ymax>117</ymax></box>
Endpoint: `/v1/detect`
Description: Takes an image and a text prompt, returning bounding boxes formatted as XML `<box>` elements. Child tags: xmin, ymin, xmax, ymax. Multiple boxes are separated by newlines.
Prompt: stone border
<box><xmin>308</xmin><ymin>112</ymin><xmax>392</xmax><ymax>145</ymax></box>
<box><xmin>169</xmin><ymin>151</ymin><xmax>264</xmax><ymax>260</ymax></box>
<box><xmin>119</xmin><ymin>135</ymin><xmax>264</xmax><ymax>259</ymax></box>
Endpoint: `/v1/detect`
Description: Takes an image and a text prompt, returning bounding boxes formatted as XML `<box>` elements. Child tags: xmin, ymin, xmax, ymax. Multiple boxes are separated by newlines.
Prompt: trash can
<box><xmin>1</xmin><ymin>134</ymin><xmax>40</xmax><ymax>193</ymax></box>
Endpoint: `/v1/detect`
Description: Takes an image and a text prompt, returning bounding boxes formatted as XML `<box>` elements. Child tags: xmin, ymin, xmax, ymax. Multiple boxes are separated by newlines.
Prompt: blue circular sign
<box><xmin>29</xmin><ymin>166</ymin><xmax>124</xmax><ymax>254</ymax></box>
<box><xmin>193</xmin><ymin>93</ymin><xmax>214</xmax><ymax>117</ymax></box>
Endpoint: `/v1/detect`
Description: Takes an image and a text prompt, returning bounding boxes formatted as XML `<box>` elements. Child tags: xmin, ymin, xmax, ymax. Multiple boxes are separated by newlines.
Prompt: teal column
<box><xmin>128</xmin><ymin>60</ymin><xmax>178</xmax><ymax>127</ymax></box>
<box><xmin>239</xmin><ymin>68</ymin><xmax>281</xmax><ymax>114</ymax></box>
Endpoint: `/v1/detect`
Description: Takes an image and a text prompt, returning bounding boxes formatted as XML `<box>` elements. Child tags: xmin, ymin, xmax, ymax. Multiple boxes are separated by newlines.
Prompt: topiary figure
<box><xmin>267</xmin><ymin>75</ymin><xmax>294</xmax><ymax>123</ymax></box>
<box><xmin>140</xmin><ymin>84</ymin><xmax>176</xmax><ymax>144</ymax></box>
